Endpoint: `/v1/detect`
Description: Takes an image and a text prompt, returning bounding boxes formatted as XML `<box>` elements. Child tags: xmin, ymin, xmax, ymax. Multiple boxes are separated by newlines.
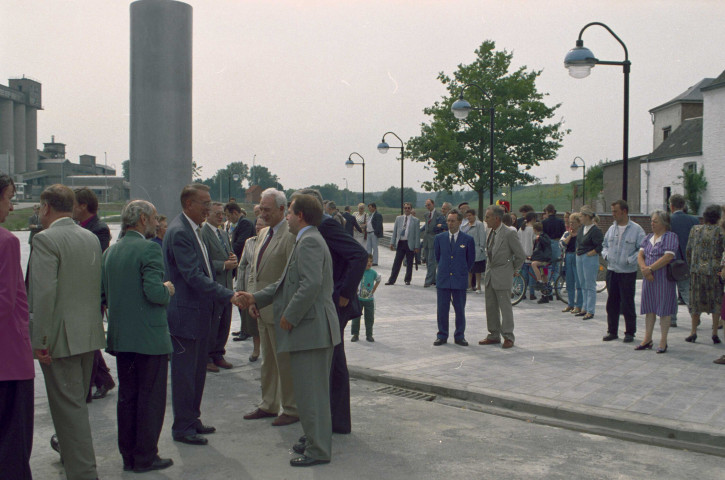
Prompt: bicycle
<box><xmin>511</xmin><ymin>262</ymin><xmax>555</xmax><ymax>306</ymax></box>
<box><xmin>554</xmin><ymin>256</ymin><xmax>608</xmax><ymax>304</ymax></box>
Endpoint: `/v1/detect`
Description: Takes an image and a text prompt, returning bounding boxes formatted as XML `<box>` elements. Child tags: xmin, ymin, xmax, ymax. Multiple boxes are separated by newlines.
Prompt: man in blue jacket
<box><xmin>669</xmin><ymin>194</ymin><xmax>699</xmax><ymax>327</ymax></box>
<box><xmin>433</xmin><ymin>210</ymin><xmax>475</xmax><ymax>346</ymax></box>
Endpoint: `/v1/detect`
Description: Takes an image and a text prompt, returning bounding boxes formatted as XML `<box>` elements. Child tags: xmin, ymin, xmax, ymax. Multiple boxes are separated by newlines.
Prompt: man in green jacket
<box><xmin>102</xmin><ymin>200</ymin><xmax>175</xmax><ymax>473</ymax></box>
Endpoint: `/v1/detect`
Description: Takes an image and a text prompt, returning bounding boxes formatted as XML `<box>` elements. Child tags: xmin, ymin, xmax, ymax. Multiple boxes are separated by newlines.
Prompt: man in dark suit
<box><xmin>421</xmin><ymin>198</ymin><xmax>447</xmax><ymax>287</ymax></box>
<box><xmin>201</xmin><ymin>202</ymin><xmax>238</xmax><ymax>372</ymax></box>
<box><xmin>296</xmin><ymin>188</ymin><xmax>367</xmax><ymax>435</ymax></box>
<box><xmin>342</xmin><ymin>205</ymin><xmax>362</xmax><ymax>237</ymax></box>
<box><xmin>102</xmin><ymin>200</ymin><xmax>174</xmax><ymax>473</ymax></box>
<box><xmin>164</xmin><ymin>184</ymin><xmax>244</xmax><ymax>445</ymax></box>
<box><xmin>669</xmin><ymin>193</ymin><xmax>700</xmax><ymax>328</ymax></box>
<box><xmin>386</xmin><ymin>202</ymin><xmax>421</xmax><ymax>286</ymax></box>
<box><xmin>224</xmin><ymin>202</ymin><xmax>255</xmax><ymax>259</ymax></box>
<box><xmin>243</xmin><ymin>194</ymin><xmax>341</xmax><ymax>467</ymax></box>
<box><xmin>433</xmin><ymin>210</ymin><xmax>475</xmax><ymax>346</ymax></box>
<box><xmin>73</xmin><ymin>187</ymin><xmax>115</xmax><ymax>401</ymax></box>
<box><xmin>365</xmin><ymin>202</ymin><xmax>383</xmax><ymax>265</ymax></box>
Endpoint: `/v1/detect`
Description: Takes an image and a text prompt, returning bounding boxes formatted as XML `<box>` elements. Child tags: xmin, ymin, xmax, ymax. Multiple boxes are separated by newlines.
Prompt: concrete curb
<box><xmin>349</xmin><ymin>365</ymin><xmax>725</xmax><ymax>457</ymax></box>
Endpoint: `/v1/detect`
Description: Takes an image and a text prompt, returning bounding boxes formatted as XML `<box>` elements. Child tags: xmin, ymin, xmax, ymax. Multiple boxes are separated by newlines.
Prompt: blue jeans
<box><xmin>565</xmin><ymin>252</ymin><xmax>582</xmax><ymax>308</ymax></box>
<box><xmin>549</xmin><ymin>239</ymin><xmax>562</xmax><ymax>287</ymax></box>
<box><xmin>521</xmin><ymin>263</ymin><xmax>536</xmax><ymax>296</ymax></box>
<box><xmin>576</xmin><ymin>253</ymin><xmax>599</xmax><ymax>314</ymax></box>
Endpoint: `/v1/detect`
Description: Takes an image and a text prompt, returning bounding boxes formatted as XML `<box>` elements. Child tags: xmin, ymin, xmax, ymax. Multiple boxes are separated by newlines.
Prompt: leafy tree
<box><xmin>249</xmin><ymin>165</ymin><xmax>282</xmax><ymax>191</ymax></box>
<box><xmin>583</xmin><ymin>162</ymin><xmax>603</xmax><ymax>206</ymax></box>
<box><xmin>122</xmin><ymin>160</ymin><xmax>130</xmax><ymax>181</ymax></box>
<box><xmin>308</xmin><ymin>183</ymin><xmax>340</xmax><ymax>203</ymax></box>
<box><xmin>380</xmin><ymin>186</ymin><xmax>417</xmax><ymax>208</ymax></box>
<box><xmin>407</xmin><ymin>40</ymin><xmax>568</xmax><ymax>218</ymax></box>
<box><xmin>680</xmin><ymin>165</ymin><xmax>708</xmax><ymax>215</ymax></box>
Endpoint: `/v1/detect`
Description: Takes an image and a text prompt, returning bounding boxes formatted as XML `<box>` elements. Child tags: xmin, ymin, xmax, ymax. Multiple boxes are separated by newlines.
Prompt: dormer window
<box><xmin>663</xmin><ymin>126</ymin><xmax>672</xmax><ymax>140</ymax></box>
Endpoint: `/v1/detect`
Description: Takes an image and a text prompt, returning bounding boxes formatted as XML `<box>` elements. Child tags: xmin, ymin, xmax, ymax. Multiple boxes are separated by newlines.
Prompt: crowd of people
<box><xmin>3</xmin><ymin>172</ymin><xmax>725</xmax><ymax>479</ymax></box>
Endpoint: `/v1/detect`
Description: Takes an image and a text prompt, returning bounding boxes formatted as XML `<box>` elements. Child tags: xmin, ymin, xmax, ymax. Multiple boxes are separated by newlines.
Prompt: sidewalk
<box><xmin>345</xmin><ymin>244</ymin><xmax>725</xmax><ymax>455</ymax></box>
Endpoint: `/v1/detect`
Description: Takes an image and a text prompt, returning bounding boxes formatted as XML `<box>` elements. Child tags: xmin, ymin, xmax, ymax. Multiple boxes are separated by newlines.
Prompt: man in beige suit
<box><xmin>243</xmin><ymin>188</ymin><xmax>298</xmax><ymax>426</ymax></box>
<box><xmin>479</xmin><ymin>205</ymin><xmax>525</xmax><ymax>349</ymax></box>
<box><xmin>30</xmin><ymin>184</ymin><xmax>106</xmax><ymax>480</ymax></box>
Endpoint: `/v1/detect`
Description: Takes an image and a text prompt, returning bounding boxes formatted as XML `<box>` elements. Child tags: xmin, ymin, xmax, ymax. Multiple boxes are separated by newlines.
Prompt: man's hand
<box><xmin>164</xmin><ymin>281</ymin><xmax>175</xmax><ymax>296</ymax></box>
<box><xmin>390</xmin><ymin>244</ymin><xmax>395</xmax><ymax>251</ymax></box>
<box><xmin>232</xmin><ymin>291</ymin><xmax>254</xmax><ymax>308</ymax></box>
<box><xmin>35</xmin><ymin>349</ymin><xmax>52</xmax><ymax>365</ymax></box>
<box><xmin>414</xmin><ymin>248</ymin><xmax>419</xmax><ymax>254</ymax></box>
<box><xmin>338</xmin><ymin>296</ymin><xmax>350</xmax><ymax>308</ymax></box>
<box><xmin>249</xmin><ymin>304</ymin><xmax>260</xmax><ymax>319</ymax></box>
<box><xmin>224</xmin><ymin>259</ymin><xmax>239</xmax><ymax>270</ymax></box>
<box><xmin>280</xmin><ymin>316</ymin><xmax>293</xmax><ymax>331</ymax></box>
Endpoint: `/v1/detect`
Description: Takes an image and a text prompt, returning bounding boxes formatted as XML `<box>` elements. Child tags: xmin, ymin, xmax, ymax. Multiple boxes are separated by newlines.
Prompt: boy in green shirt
<box><xmin>351</xmin><ymin>255</ymin><xmax>381</xmax><ymax>342</ymax></box>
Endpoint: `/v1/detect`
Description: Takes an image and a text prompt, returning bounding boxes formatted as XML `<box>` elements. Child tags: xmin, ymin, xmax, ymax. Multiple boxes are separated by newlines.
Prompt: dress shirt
<box><xmin>184</xmin><ymin>212</ymin><xmax>213</xmax><ymax>278</ymax></box>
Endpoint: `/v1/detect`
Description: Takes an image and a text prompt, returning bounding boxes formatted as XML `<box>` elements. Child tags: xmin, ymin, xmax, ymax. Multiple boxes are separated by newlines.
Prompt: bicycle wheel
<box><xmin>555</xmin><ymin>275</ymin><xmax>568</xmax><ymax>303</ymax></box>
<box><xmin>511</xmin><ymin>271</ymin><xmax>526</xmax><ymax>306</ymax></box>
<box><xmin>597</xmin><ymin>259</ymin><xmax>608</xmax><ymax>293</ymax></box>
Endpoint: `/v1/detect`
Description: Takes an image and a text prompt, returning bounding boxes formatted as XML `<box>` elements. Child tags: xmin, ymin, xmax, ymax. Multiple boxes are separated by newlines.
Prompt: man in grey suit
<box><xmin>242</xmin><ymin>194</ymin><xmax>341</xmax><ymax>467</ymax></box>
<box><xmin>30</xmin><ymin>184</ymin><xmax>106</xmax><ymax>480</ymax></box>
<box><xmin>479</xmin><ymin>205</ymin><xmax>525</xmax><ymax>349</ymax></box>
<box><xmin>201</xmin><ymin>202</ymin><xmax>238</xmax><ymax>372</ymax></box>
<box><xmin>385</xmin><ymin>202</ymin><xmax>421</xmax><ymax>285</ymax></box>
<box><xmin>421</xmin><ymin>198</ymin><xmax>448</xmax><ymax>287</ymax></box>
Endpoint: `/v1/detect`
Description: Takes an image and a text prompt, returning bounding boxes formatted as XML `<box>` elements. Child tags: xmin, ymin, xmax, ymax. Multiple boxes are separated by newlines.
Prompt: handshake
<box><xmin>230</xmin><ymin>291</ymin><xmax>261</xmax><ymax>319</ymax></box>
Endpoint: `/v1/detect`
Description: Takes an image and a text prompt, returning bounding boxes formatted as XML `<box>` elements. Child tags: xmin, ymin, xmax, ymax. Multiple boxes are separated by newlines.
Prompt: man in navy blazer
<box><xmin>164</xmin><ymin>184</ymin><xmax>243</xmax><ymax>445</ymax></box>
<box><xmin>433</xmin><ymin>210</ymin><xmax>475</xmax><ymax>346</ymax></box>
<box><xmin>669</xmin><ymin>194</ymin><xmax>700</xmax><ymax>327</ymax></box>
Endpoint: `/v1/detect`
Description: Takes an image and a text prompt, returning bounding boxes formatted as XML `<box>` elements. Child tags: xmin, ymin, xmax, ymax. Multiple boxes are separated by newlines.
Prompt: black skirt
<box><xmin>471</xmin><ymin>260</ymin><xmax>486</xmax><ymax>273</ymax></box>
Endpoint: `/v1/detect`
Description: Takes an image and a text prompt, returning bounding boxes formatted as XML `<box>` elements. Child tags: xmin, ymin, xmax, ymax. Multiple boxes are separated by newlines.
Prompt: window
<box><xmin>663</xmin><ymin>126</ymin><xmax>672</xmax><ymax>140</ymax></box>
<box><xmin>664</xmin><ymin>186</ymin><xmax>671</xmax><ymax>211</ymax></box>
<box><xmin>683</xmin><ymin>162</ymin><xmax>696</xmax><ymax>172</ymax></box>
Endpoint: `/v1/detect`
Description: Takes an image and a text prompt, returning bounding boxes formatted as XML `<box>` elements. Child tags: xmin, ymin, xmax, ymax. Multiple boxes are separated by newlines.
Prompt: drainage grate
<box><xmin>375</xmin><ymin>386</ymin><xmax>436</xmax><ymax>401</ymax></box>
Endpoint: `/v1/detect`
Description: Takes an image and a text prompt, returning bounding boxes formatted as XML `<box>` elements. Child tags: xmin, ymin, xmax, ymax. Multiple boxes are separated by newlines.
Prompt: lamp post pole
<box><xmin>564</xmin><ymin>22</ymin><xmax>630</xmax><ymax>201</ymax></box>
<box><xmin>451</xmin><ymin>84</ymin><xmax>495</xmax><ymax>218</ymax></box>
<box><xmin>345</xmin><ymin>152</ymin><xmax>366</xmax><ymax>203</ymax></box>
<box><xmin>377</xmin><ymin>133</ymin><xmax>405</xmax><ymax>215</ymax></box>
<box><xmin>570</xmin><ymin>156</ymin><xmax>586</xmax><ymax>206</ymax></box>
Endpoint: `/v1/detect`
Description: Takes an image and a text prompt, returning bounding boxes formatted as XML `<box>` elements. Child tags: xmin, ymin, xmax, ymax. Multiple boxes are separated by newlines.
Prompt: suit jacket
<box><xmin>254</xmin><ymin>227</ymin><xmax>341</xmax><ymax>354</ymax></box>
<box><xmin>483</xmin><ymin>224</ymin><xmax>525</xmax><ymax>291</ymax></box>
<box><xmin>421</xmin><ymin>209</ymin><xmax>447</xmax><ymax>237</ymax></box>
<box><xmin>235</xmin><ymin>236</ymin><xmax>257</xmax><ymax>292</ymax></box>
<box><xmin>102</xmin><ymin>231</ymin><xmax>173</xmax><ymax>355</ymax></box>
<box><xmin>671</xmin><ymin>210</ymin><xmax>700</xmax><ymax>262</ymax></box>
<box><xmin>318</xmin><ymin>216</ymin><xmax>369</xmax><ymax>324</ymax></box>
<box><xmin>369</xmin><ymin>211</ymin><xmax>383</xmax><ymax>238</ymax></box>
<box><xmin>29</xmin><ymin>216</ymin><xmax>106</xmax><ymax>358</ymax></box>
<box><xmin>342</xmin><ymin>211</ymin><xmax>362</xmax><ymax>236</ymax></box>
<box><xmin>231</xmin><ymin>217</ymin><xmax>255</xmax><ymax>258</ymax></box>
<box><xmin>391</xmin><ymin>214</ymin><xmax>421</xmax><ymax>251</ymax></box>
<box><xmin>83</xmin><ymin>214</ymin><xmax>111</xmax><ymax>252</ymax></box>
<box><xmin>163</xmin><ymin>213</ymin><xmax>233</xmax><ymax>340</ymax></box>
<box><xmin>0</xmin><ymin>227</ymin><xmax>34</xmax><ymax>381</ymax></box>
<box><xmin>201</xmin><ymin>222</ymin><xmax>234</xmax><ymax>290</ymax></box>
<box><xmin>249</xmin><ymin>220</ymin><xmax>296</xmax><ymax>326</ymax></box>
<box><xmin>434</xmin><ymin>231</ymin><xmax>475</xmax><ymax>290</ymax></box>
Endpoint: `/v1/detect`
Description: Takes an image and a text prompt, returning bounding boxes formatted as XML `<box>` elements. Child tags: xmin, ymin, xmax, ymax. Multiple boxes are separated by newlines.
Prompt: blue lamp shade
<box><xmin>570</xmin><ymin>162</ymin><xmax>579</xmax><ymax>170</ymax></box>
<box><xmin>345</xmin><ymin>159</ymin><xmax>354</xmax><ymax>168</ymax></box>
<box><xmin>377</xmin><ymin>142</ymin><xmax>390</xmax><ymax>154</ymax></box>
<box><xmin>451</xmin><ymin>98</ymin><xmax>472</xmax><ymax>119</ymax></box>
<box><xmin>564</xmin><ymin>44</ymin><xmax>598</xmax><ymax>79</ymax></box>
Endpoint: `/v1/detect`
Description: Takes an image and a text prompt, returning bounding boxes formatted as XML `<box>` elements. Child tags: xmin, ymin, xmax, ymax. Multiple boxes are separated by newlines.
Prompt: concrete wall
<box><xmin>700</xmin><ymin>85</ymin><xmax>725</xmax><ymax>211</ymax></box>
<box><xmin>12</xmin><ymin>103</ymin><xmax>25</xmax><ymax>174</ymax></box>
<box><xmin>602</xmin><ymin>158</ymin><xmax>641</xmax><ymax>213</ymax></box>
<box><xmin>652</xmin><ymin>104</ymin><xmax>681</xmax><ymax>150</ymax></box>
<box><xmin>130</xmin><ymin>0</ymin><xmax>193</xmax><ymax>218</ymax></box>
<box><xmin>25</xmin><ymin>107</ymin><xmax>37</xmax><ymax>171</ymax></box>
<box><xmin>640</xmin><ymin>156</ymin><xmax>696</xmax><ymax>214</ymax></box>
<box><xmin>0</xmin><ymin>99</ymin><xmax>14</xmax><ymax>173</ymax></box>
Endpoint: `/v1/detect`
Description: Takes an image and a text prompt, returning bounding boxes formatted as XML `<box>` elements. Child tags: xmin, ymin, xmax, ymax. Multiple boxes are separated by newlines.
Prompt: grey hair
<box><xmin>291</xmin><ymin>188</ymin><xmax>323</xmax><ymax>208</ymax></box>
<box><xmin>487</xmin><ymin>205</ymin><xmax>505</xmax><ymax>220</ymax></box>
<box><xmin>260</xmin><ymin>187</ymin><xmax>287</xmax><ymax>209</ymax></box>
<box><xmin>651</xmin><ymin>209</ymin><xmax>671</xmax><ymax>230</ymax></box>
<box><xmin>122</xmin><ymin>200</ymin><xmax>156</xmax><ymax>228</ymax></box>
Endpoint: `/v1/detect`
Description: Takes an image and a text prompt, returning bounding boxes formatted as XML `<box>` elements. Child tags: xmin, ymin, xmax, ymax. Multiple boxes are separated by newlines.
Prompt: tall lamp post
<box><xmin>570</xmin><ymin>156</ymin><xmax>586</xmax><ymax>206</ymax></box>
<box><xmin>345</xmin><ymin>152</ymin><xmax>366</xmax><ymax>203</ymax></box>
<box><xmin>451</xmin><ymin>83</ymin><xmax>495</xmax><ymax>213</ymax></box>
<box><xmin>564</xmin><ymin>21</ymin><xmax>630</xmax><ymax>201</ymax></box>
<box><xmin>228</xmin><ymin>173</ymin><xmax>240</xmax><ymax>201</ymax></box>
<box><xmin>377</xmin><ymin>132</ymin><xmax>405</xmax><ymax>215</ymax></box>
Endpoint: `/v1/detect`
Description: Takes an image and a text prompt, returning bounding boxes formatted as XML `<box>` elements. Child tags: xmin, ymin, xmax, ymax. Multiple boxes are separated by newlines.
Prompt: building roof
<box><xmin>701</xmin><ymin>69</ymin><xmax>725</xmax><ymax>92</ymax></box>
<box><xmin>649</xmin><ymin>78</ymin><xmax>714</xmax><ymax>113</ymax></box>
<box><xmin>647</xmin><ymin>117</ymin><xmax>702</xmax><ymax>162</ymax></box>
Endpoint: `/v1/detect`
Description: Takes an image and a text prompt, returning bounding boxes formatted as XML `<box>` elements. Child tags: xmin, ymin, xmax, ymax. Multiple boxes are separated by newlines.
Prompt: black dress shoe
<box><xmin>602</xmin><ymin>333</ymin><xmax>618</xmax><ymax>341</ymax></box>
<box><xmin>433</xmin><ymin>338</ymin><xmax>447</xmax><ymax>346</ymax></box>
<box><xmin>292</xmin><ymin>442</ymin><xmax>305</xmax><ymax>455</ymax></box>
<box><xmin>92</xmin><ymin>383</ymin><xmax>114</xmax><ymax>400</ymax></box>
<box><xmin>290</xmin><ymin>455</ymin><xmax>330</xmax><ymax>467</ymax></box>
<box><xmin>134</xmin><ymin>456</ymin><xmax>173</xmax><ymax>473</ymax></box>
<box><xmin>196</xmin><ymin>424</ymin><xmax>216</xmax><ymax>435</ymax></box>
<box><xmin>50</xmin><ymin>434</ymin><xmax>61</xmax><ymax>454</ymax></box>
<box><xmin>623</xmin><ymin>334</ymin><xmax>634</xmax><ymax>343</ymax></box>
<box><xmin>298</xmin><ymin>434</ymin><xmax>307</xmax><ymax>443</ymax></box>
<box><xmin>232</xmin><ymin>330</ymin><xmax>241</xmax><ymax>336</ymax></box>
<box><xmin>385</xmin><ymin>281</ymin><xmax>394</xmax><ymax>285</ymax></box>
<box><xmin>173</xmin><ymin>434</ymin><xmax>208</xmax><ymax>445</ymax></box>
<box><xmin>405</xmin><ymin>281</ymin><xmax>410</xmax><ymax>285</ymax></box>
<box><xmin>454</xmin><ymin>338</ymin><xmax>469</xmax><ymax>346</ymax></box>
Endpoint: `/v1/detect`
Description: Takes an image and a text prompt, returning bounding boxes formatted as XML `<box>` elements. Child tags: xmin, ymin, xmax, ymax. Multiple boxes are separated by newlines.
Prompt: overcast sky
<box><xmin>2</xmin><ymin>0</ymin><xmax>724</xmax><ymax>194</ymax></box>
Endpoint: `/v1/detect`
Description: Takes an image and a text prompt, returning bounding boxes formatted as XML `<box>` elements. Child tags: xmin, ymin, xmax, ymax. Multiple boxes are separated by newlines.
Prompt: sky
<box><xmin>2</xmin><ymin>0</ymin><xmax>724</xmax><ymax>195</ymax></box>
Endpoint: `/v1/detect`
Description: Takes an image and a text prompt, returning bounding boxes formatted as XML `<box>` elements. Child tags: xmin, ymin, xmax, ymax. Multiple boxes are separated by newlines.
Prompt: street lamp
<box><xmin>228</xmin><ymin>173</ymin><xmax>240</xmax><ymax>201</ymax></box>
<box><xmin>451</xmin><ymin>83</ymin><xmax>495</xmax><ymax>213</ymax></box>
<box><xmin>570</xmin><ymin>156</ymin><xmax>586</xmax><ymax>206</ymax></box>
<box><xmin>345</xmin><ymin>152</ymin><xmax>366</xmax><ymax>203</ymax></box>
<box><xmin>377</xmin><ymin>132</ymin><xmax>405</xmax><ymax>214</ymax></box>
<box><xmin>565</xmin><ymin>21</ymin><xmax>630</xmax><ymax>201</ymax></box>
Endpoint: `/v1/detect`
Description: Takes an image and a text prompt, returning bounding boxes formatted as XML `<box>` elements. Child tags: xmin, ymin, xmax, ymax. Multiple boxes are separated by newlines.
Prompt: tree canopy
<box><xmin>407</xmin><ymin>40</ymin><xmax>568</xmax><ymax>216</ymax></box>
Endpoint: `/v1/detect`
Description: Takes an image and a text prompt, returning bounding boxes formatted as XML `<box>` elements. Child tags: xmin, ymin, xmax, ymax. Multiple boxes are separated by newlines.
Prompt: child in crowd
<box><xmin>530</xmin><ymin>222</ymin><xmax>552</xmax><ymax>296</ymax></box>
<box><xmin>351</xmin><ymin>254</ymin><xmax>381</xmax><ymax>342</ymax></box>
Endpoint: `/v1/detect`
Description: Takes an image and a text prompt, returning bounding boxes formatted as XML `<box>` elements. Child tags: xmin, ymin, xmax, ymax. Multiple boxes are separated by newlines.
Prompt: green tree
<box><xmin>249</xmin><ymin>165</ymin><xmax>282</xmax><ymax>191</ymax></box>
<box><xmin>308</xmin><ymin>183</ymin><xmax>340</xmax><ymax>203</ymax></box>
<box><xmin>122</xmin><ymin>160</ymin><xmax>130</xmax><ymax>181</ymax></box>
<box><xmin>210</xmin><ymin>162</ymin><xmax>249</xmax><ymax>201</ymax></box>
<box><xmin>680</xmin><ymin>165</ymin><xmax>708</xmax><ymax>215</ymax></box>
<box><xmin>407</xmin><ymin>40</ymin><xmax>568</xmax><ymax>218</ymax></box>
<box><xmin>583</xmin><ymin>162</ymin><xmax>603</xmax><ymax>206</ymax></box>
<box><xmin>380</xmin><ymin>186</ymin><xmax>417</xmax><ymax>208</ymax></box>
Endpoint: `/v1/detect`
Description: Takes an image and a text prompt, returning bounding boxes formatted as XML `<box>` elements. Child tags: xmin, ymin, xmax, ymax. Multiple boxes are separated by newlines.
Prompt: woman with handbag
<box><xmin>685</xmin><ymin>205</ymin><xmax>725</xmax><ymax>344</ymax></box>
<box><xmin>636</xmin><ymin>210</ymin><xmax>678</xmax><ymax>353</ymax></box>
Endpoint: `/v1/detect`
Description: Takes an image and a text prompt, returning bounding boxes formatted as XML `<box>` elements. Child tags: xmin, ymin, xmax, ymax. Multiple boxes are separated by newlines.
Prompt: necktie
<box><xmin>450</xmin><ymin>233</ymin><xmax>455</xmax><ymax>250</ymax></box>
<box><xmin>256</xmin><ymin>228</ymin><xmax>274</xmax><ymax>270</ymax></box>
<box><xmin>216</xmin><ymin>228</ymin><xmax>229</xmax><ymax>255</ymax></box>
<box><xmin>487</xmin><ymin>229</ymin><xmax>496</xmax><ymax>258</ymax></box>
<box><xmin>402</xmin><ymin>216</ymin><xmax>408</xmax><ymax>237</ymax></box>
<box><xmin>196</xmin><ymin>227</ymin><xmax>213</xmax><ymax>278</ymax></box>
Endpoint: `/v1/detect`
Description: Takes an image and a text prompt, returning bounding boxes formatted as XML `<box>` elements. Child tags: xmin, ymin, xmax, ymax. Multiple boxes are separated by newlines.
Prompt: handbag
<box><xmin>666</xmin><ymin>243</ymin><xmax>689</xmax><ymax>282</ymax></box>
